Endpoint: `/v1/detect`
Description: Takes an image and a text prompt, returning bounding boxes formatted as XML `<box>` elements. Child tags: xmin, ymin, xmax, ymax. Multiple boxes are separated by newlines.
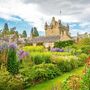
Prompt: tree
<box><xmin>22</xmin><ymin>30</ymin><xmax>27</xmax><ymax>37</ymax></box>
<box><xmin>9</xmin><ymin>27</ymin><xmax>16</xmax><ymax>34</ymax></box>
<box><xmin>3</xmin><ymin>23</ymin><xmax>9</xmax><ymax>35</ymax></box>
<box><xmin>31</xmin><ymin>27</ymin><xmax>39</xmax><ymax>37</ymax></box>
<box><xmin>33</xmin><ymin>27</ymin><xmax>39</xmax><ymax>37</ymax></box>
<box><xmin>15</xmin><ymin>31</ymin><xmax>19</xmax><ymax>38</ymax></box>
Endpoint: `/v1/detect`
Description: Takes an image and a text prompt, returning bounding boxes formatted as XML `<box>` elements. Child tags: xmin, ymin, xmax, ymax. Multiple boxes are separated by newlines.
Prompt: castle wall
<box><xmin>45</xmin><ymin>25</ymin><xmax>60</xmax><ymax>36</ymax></box>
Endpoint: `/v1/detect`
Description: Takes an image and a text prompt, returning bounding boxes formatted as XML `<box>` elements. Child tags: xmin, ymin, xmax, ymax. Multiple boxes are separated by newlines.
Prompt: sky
<box><xmin>0</xmin><ymin>0</ymin><xmax>90</xmax><ymax>36</ymax></box>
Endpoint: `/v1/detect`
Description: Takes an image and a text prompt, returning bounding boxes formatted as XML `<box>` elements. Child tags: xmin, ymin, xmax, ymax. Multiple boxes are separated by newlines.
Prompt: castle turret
<box><xmin>51</xmin><ymin>17</ymin><xmax>56</xmax><ymax>26</ymax></box>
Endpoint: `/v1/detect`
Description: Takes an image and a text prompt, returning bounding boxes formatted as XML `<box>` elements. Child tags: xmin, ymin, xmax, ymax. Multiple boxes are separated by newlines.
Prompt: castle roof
<box><xmin>29</xmin><ymin>35</ymin><xmax>60</xmax><ymax>43</ymax></box>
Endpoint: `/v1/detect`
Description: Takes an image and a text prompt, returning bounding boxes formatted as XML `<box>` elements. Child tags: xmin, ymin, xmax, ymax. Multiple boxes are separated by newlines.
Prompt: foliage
<box><xmin>2</xmin><ymin>23</ymin><xmax>9</xmax><ymax>35</ymax></box>
<box><xmin>62</xmin><ymin>75</ymin><xmax>81</xmax><ymax>90</ymax></box>
<box><xmin>81</xmin><ymin>53</ymin><xmax>90</xmax><ymax>90</ymax></box>
<box><xmin>7</xmin><ymin>43</ymin><xmax>19</xmax><ymax>75</ymax></box>
<box><xmin>31</xmin><ymin>27</ymin><xmax>39</xmax><ymax>37</ymax></box>
<box><xmin>22</xmin><ymin>30</ymin><xmax>27</xmax><ymax>37</ymax></box>
<box><xmin>0</xmin><ymin>43</ymin><xmax>8</xmax><ymax>66</ymax></box>
<box><xmin>30</xmin><ymin>52</ymin><xmax>51</xmax><ymax>64</ymax></box>
<box><xmin>81</xmin><ymin>68</ymin><xmax>90</xmax><ymax>90</ymax></box>
<box><xmin>0</xmin><ymin>69</ymin><xmax>23</xmax><ymax>90</ymax></box>
<box><xmin>62</xmin><ymin>52</ymin><xmax>90</xmax><ymax>90</ymax></box>
<box><xmin>23</xmin><ymin>46</ymin><xmax>44</xmax><ymax>52</ymax></box>
<box><xmin>78</xmin><ymin>53</ymin><xmax>88</xmax><ymax>66</ymax></box>
<box><xmin>52</xmin><ymin>52</ymin><xmax>72</xmax><ymax>56</ymax></box>
<box><xmin>81</xmin><ymin>45</ymin><xmax>90</xmax><ymax>54</ymax></box>
<box><xmin>20</xmin><ymin>63</ymin><xmax>62</xmax><ymax>87</ymax></box>
<box><xmin>54</xmin><ymin>40</ymin><xmax>74</xmax><ymax>48</ymax></box>
<box><xmin>9</xmin><ymin>27</ymin><xmax>16</xmax><ymax>34</ymax></box>
<box><xmin>78</xmin><ymin>37</ymin><xmax>90</xmax><ymax>45</ymax></box>
<box><xmin>51</xmin><ymin>53</ymin><xmax>87</xmax><ymax>72</ymax></box>
<box><xmin>6</xmin><ymin>76</ymin><xmax>24</xmax><ymax>90</ymax></box>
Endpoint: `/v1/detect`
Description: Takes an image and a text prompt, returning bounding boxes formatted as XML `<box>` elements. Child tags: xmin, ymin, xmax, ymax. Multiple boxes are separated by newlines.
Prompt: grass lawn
<box><xmin>26</xmin><ymin>66</ymin><xmax>84</xmax><ymax>90</ymax></box>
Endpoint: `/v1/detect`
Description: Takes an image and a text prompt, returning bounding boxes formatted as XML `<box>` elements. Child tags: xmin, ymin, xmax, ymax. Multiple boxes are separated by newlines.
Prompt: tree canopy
<box><xmin>22</xmin><ymin>30</ymin><xmax>27</xmax><ymax>37</ymax></box>
<box><xmin>31</xmin><ymin>27</ymin><xmax>39</xmax><ymax>37</ymax></box>
<box><xmin>3</xmin><ymin>23</ymin><xmax>9</xmax><ymax>35</ymax></box>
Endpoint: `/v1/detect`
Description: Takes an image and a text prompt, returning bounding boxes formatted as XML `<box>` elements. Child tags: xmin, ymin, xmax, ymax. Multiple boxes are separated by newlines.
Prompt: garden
<box><xmin>0</xmin><ymin>38</ymin><xmax>90</xmax><ymax>90</ymax></box>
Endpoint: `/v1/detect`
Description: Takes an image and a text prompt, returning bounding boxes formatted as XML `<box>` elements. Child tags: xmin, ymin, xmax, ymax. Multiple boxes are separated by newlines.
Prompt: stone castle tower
<box><xmin>45</xmin><ymin>17</ymin><xmax>71</xmax><ymax>40</ymax></box>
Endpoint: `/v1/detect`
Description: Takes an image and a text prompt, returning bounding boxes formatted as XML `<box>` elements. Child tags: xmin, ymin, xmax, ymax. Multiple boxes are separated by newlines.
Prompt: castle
<box><xmin>45</xmin><ymin>17</ymin><xmax>71</xmax><ymax>40</ymax></box>
<box><xmin>29</xmin><ymin>17</ymin><xmax>72</xmax><ymax>47</ymax></box>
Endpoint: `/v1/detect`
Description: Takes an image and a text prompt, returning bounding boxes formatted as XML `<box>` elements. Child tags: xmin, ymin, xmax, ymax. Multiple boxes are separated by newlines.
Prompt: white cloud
<box><xmin>0</xmin><ymin>0</ymin><xmax>90</xmax><ymax>36</ymax></box>
<box><xmin>0</xmin><ymin>0</ymin><xmax>47</xmax><ymax>31</ymax></box>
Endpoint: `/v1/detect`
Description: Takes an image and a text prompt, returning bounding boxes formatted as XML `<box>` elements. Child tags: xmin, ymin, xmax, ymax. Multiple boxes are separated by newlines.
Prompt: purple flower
<box><xmin>9</xmin><ymin>43</ymin><xmax>17</xmax><ymax>49</ymax></box>
<box><xmin>18</xmin><ymin>50</ymin><xmax>29</xmax><ymax>60</ymax></box>
<box><xmin>51</xmin><ymin>48</ymin><xmax>64</xmax><ymax>52</ymax></box>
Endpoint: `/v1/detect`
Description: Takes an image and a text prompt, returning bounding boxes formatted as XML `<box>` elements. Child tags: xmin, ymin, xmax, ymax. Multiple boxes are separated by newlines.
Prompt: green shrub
<box><xmin>81</xmin><ymin>45</ymin><xmax>90</xmax><ymax>54</ymax></box>
<box><xmin>32</xmin><ymin>55</ymin><xmax>43</xmax><ymax>64</ymax></box>
<box><xmin>7</xmin><ymin>76</ymin><xmax>24</xmax><ymax>90</ymax></box>
<box><xmin>57</xmin><ymin>60</ymin><xmax>73</xmax><ymax>72</ymax></box>
<box><xmin>51</xmin><ymin>54</ymin><xmax>86</xmax><ymax>72</ymax></box>
<box><xmin>31</xmin><ymin>52</ymin><xmax>51</xmax><ymax>64</ymax></box>
<box><xmin>0</xmin><ymin>69</ymin><xmax>23</xmax><ymax>90</ymax></box>
<box><xmin>0</xmin><ymin>69</ymin><xmax>10</xmax><ymax>90</ymax></box>
<box><xmin>20</xmin><ymin>64</ymin><xmax>62</xmax><ymax>86</ymax></box>
<box><xmin>62</xmin><ymin>75</ymin><xmax>81</xmax><ymax>90</ymax></box>
<box><xmin>7</xmin><ymin>44</ymin><xmax>19</xmax><ymax>75</ymax></box>
<box><xmin>23</xmin><ymin>46</ymin><xmax>44</xmax><ymax>52</ymax></box>
<box><xmin>81</xmin><ymin>68</ymin><xmax>90</xmax><ymax>90</ymax></box>
<box><xmin>52</xmin><ymin>52</ymin><xmax>72</xmax><ymax>56</ymax></box>
<box><xmin>31</xmin><ymin>64</ymin><xmax>62</xmax><ymax>81</ymax></box>
<box><xmin>78</xmin><ymin>53</ymin><xmax>88</xmax><ymax>66</ymax></box>
<box><xmin>54</xmin><ymin>40</ymin><xmax>74</xmax><ymax>48</ymax></box>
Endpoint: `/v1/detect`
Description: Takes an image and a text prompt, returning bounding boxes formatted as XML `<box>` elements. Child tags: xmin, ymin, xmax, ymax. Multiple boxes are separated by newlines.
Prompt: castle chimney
<box><xmin>45</xmin><ymin>22</ymin><xmax>48</xmax><ymax>30</ymax></box>
<box><xmin>67</xmin><ymin>24</ymin><xmax>69</xmax><ymax>29</ymax></box>
<box><xmin>58</xmin><ymin>20</ymin><xmax>61</xmax><ymax>24</ymax></box>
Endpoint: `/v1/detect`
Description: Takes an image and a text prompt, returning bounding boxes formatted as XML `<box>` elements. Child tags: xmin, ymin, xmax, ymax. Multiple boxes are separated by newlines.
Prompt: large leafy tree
<box><xmin>31</xmin><ymin>27</ymin><xmax>39</xmax><ymax>37</ymax></box>
<box><xmin>22</xmin><ymin>30</ymin><xmax>27</xmax><ymax>37</ymax></box>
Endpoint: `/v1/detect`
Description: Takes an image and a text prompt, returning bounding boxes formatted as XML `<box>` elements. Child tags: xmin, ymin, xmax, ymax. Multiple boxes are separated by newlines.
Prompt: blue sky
<box><xmin>0</xmin><ymin>17</ymin><xmax>44</xmax><ymax>36</ymax></box>
<box><xmin>0</xmin><ymin>0</ymin><xmax>90</xmax><ymax>36</ymax></box>
<box><xmin>0</xmin><ymin>16</ymin><xmax>34</xmax><ymax>36</ymax></box>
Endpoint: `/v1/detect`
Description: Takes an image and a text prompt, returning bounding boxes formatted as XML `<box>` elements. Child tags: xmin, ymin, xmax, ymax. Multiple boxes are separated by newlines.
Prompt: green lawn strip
<box><xmin>26</xmin><ymin>66</ymin><xmax>84</xmax><ymax>90</ymax></box>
